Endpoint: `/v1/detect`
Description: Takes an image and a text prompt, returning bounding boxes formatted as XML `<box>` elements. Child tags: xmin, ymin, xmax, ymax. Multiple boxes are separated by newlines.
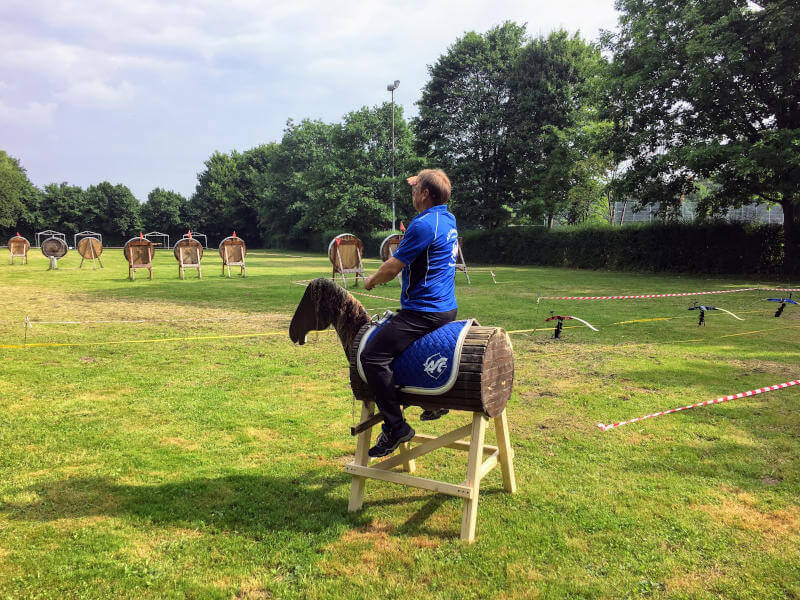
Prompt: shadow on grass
<box><xmin>2</xmin><ymin>472</ymin><xmax>370</xmax><ymax>540</ymax></box>
<box><xmin>2</xmin><ymin>470</ymin><xmax>501</xmax><ymax>541</ymax></box>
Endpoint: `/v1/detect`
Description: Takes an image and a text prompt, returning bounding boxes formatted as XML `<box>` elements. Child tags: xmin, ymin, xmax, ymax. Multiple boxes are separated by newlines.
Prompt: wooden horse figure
<box><xmin>289</xmin><ymin>278</ymin><xmax>516</xmax><ymax>542</ymax></box>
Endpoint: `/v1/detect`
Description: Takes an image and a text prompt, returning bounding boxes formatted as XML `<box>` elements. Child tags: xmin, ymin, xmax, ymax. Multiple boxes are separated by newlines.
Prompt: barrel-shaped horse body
<box><xmin>349</xmin><ymin>323</ymin><xmax>514</xmax><ymax>417</ymax></box>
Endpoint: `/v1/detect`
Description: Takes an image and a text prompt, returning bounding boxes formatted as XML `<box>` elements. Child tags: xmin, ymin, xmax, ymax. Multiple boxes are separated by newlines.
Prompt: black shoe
<box><xmin>368</xmin><ymin>423</ymin><xmax>415</xmax><ymax>458</ymax></box>
<box><xmin>420</xmin><ymin>408</ymin><xmax>450</xmax><ymax>421</ymax></box>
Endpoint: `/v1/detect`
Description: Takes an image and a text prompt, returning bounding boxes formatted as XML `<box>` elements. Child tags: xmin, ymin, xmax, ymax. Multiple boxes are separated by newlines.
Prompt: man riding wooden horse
<box><xmin>359</xmin><ymin>168</ymin><xmax>461</xmax><ymax>456</ymax></box>
<box><xmin>289</xmin><ymin>169</ymin><xmax>516</xmax><ymax>541</ymax></box>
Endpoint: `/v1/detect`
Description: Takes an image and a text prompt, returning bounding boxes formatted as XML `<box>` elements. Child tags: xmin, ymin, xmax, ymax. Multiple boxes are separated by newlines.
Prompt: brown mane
<box><xmin>289</xmin><ymin>278</ymin><xmax>370</xmax><ymax>356</ymax></box>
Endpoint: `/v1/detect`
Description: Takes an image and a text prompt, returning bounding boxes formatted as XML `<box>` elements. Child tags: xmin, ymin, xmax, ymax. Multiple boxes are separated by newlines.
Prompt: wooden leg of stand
<box><xmin>348</xmin><ymin>402</ymin><xmax>375</xmax><ymax>511</ymax></box>
<box><xmin>494</xmin><ymin>410</ymin><xmax>517</xmax><ymax>493</ymax></box>
<box><xmin>398</xmin><ymin>441</ymin><xmax>416</xmax><ymax>473</ymax></box>
<box><xmin>461</xmin><ymin>413</ymin><xmax>487</xmax><ymax>543</ymax></box>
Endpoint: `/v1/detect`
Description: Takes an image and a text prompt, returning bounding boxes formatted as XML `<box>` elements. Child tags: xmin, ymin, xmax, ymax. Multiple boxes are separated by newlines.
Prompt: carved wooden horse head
<box><xmin>289</xmin><ymin>278</ymin><xmax>369</xmax><ymax>353</ymax></box>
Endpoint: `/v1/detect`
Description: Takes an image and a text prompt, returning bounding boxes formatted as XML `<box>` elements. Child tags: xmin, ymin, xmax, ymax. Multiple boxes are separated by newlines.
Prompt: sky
<box><xmin>1</xmin><ymin>0</ymin><xmax>619</xmax><ymax>202</ymax></box>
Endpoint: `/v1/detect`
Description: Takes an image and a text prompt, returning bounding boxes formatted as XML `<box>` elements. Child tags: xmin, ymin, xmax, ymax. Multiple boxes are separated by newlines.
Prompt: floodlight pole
<box><xmin>387</xmin><ymin>80</ymin><xmax>400</xmax><ymax>231</ymax></box>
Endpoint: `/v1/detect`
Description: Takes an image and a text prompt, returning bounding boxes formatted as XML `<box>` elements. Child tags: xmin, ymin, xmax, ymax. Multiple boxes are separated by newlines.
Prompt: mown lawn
<box><xmin>0</xmin><ymin>247</ymin><xmax>798</xmax><ymax>599</ymax></box>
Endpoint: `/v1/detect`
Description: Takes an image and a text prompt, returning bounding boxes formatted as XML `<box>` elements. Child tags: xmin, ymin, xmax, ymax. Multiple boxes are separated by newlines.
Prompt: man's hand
<box><xmin>365</xmin><ymin>257</ymin><xmax>404</xmax><ymax>290</ymax></box>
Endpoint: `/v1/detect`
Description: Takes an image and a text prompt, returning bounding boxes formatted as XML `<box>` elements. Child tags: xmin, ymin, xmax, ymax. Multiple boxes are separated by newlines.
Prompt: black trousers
<box><xmin>361</xmin><ymin>308</ymin><xmax>457</xmax><ymax>433</ymax></box>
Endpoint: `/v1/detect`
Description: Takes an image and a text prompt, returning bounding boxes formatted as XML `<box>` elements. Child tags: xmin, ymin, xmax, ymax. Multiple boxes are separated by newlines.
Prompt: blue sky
<box><xmin>1</xmin><ymin>0</ymin><xmax>618</xmax><ymax>202</ymax></box>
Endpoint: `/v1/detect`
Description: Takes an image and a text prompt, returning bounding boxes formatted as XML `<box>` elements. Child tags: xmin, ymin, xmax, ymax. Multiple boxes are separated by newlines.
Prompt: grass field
<box><xmin>0</xmin><ymin>247</ymin><xmax>798</xmax><ymax>600</ymax></box>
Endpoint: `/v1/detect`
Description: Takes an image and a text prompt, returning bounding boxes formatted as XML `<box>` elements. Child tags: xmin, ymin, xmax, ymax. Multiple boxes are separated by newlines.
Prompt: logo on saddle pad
<box><xmin>423</xmin><ymin>353</ymin><xmax>448</xmax><ymax>380</ymax></box>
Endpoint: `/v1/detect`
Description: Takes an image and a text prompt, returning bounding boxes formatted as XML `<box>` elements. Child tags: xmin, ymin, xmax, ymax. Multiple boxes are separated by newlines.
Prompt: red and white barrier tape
<box><xmin>542</xmin><ymin>288</ymin><xmax>757</xmax><ymax>301</ymax></box>
<box><xmin>598</xmin><ymin>379</ymin><xmax>800</xmax><ymax>431</ymax></box>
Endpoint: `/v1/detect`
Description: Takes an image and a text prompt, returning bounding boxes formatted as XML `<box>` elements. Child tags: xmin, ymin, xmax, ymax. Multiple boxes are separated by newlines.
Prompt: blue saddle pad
<box><xmin>357</xmin><ymin>318</ymin><xmax>474</xmax><ymax>395</ymax></box>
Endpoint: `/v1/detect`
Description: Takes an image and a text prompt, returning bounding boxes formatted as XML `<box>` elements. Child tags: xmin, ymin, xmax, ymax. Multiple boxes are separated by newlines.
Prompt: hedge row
<box><xmin>460</xmin><ymin>222</ymin><xmax>784</xmax><ymax>275</ymax></box>
<box><xmin>266</xmin><ymin>222</ymin><xmax>784</xmax><ymax>275</ymax></box>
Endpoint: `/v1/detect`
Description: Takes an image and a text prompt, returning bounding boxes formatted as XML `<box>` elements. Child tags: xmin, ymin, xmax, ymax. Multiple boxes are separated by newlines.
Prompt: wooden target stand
<box><xmin>379</xmin><ymin>233</ymin><xmax>404</xmax><ymax>262</ymax></box>
<box><xmin>347</xmin><ymin>404</ymin><xmax>516</xmax><ymax>543</ymax></box>
<box><xmin>455</xmin><ymin>237</ymin><xmax>470</xmax><ymax>284</ymax></box>
<box><xmin>219</xmin><ymin>235</ymin><xmax>246</xmax><ymax>277</ymax></box>
<box><xmin>124</xmin><ymin>237</ymin><xmax>155</xmax><ymax>280</ymax></box>
<box><xmin>77</xmin><ymin>237</ymin><xmax>103</xmax><ymax>269</ymax></box>
<box><xmin>174</xmin><ymin>237</ymin><xmax>203</xmax><ymax>279</ymax></box>
<box><xmin>328</xmin><ymin>234</ymin><xmax>366</xmax><ymax>287</ymax></box>
<box><xmin>7</xmin><ymin>235</ymin><xmax>30</xmax><ymax>264</ymax></box>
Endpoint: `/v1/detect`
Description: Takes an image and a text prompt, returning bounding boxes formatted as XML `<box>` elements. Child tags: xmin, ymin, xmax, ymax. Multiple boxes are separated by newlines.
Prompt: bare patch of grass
<box><xmin>693</xmin><ymin>493</ymin><xmax>800</xmax><ymax>540</ymax></box>
<box><xmin>159</xmin><ymin>437</ymin><xmax>200</xmax><ymax>451</ymax></box>
<box><xmin>666</xmin><ymin>566</ymin><xmax>726</xmax><ymax>594</ymax></box>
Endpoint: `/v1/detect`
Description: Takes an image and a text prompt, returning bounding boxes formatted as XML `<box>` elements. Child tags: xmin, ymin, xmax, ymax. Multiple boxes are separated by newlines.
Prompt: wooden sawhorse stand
<box><xmin>222</xmin><ymin>245</ymin><xmax>246</xmax><ymax>277</ymax></box>
<box><xmin>8</xmin><ymin>238</ymin><xmax>29</xmax><ymax>265</ymax></box>
<box><xmin>346</xmin><ymin>402</ymin><xmax>516</xmax><ymax>542</ymax></box>
<box><xmin>177</xmin><ymin>246</ymin><xmax>202</xmax><ymax>279</ymax></box>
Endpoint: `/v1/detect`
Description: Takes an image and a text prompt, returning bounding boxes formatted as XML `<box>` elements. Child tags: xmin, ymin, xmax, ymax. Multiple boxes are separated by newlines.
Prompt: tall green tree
<box><xmin>509</xmin><ymin>31</ymin><xmax>608</xmax><ymax>227</ymax></box>
<box><xmin>84</xmin><ymin>182</ymin><xmax>140</xmax><ymax>244</ymax></box>
<box><xmin>255</xmin><ymin>120</ymin><xmax>335</xmax><ymax>245</ymax></box>
<box><xmin>333</xmin><ymin>103</ymin><xmax>423</xmax><ymax>232</ymax></box>
<box><xmin>415</xmin><ymin>22</ymin><xmax>527</xmax><ymax>228</ymax></box>
<box><xmin>190</xmin><ymin>150</ymin><xmax>263</xmax><ymax>243</ymax></box>
<box><xmin>39</xmin><ymin>183</ymin><xmax>87</xmax><ymax>234</ymax></box>
<box><xmin>603</xmin><ymin>0</ymin><xmax>800</xmax><ymax>272</ymax></box>
<box><xmin>140</xmin><ymin>188</ymin><xmax>188</xmax><ymax>239</ymax></box>
<box><xmin>0</xmin><ymin>151</ymin><xmax>39</xmax><ymax>235</ymax></box>
<box><xmin>255</xmin><ymin>105</ymin><xmax>421</xmax><ymax>246</ymax></box>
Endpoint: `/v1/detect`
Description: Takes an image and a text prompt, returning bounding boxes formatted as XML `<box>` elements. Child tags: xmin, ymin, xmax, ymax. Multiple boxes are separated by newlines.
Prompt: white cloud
<box><xmin>0</xmin><ymin>0</ymin><xmax>620</xmax><ymax>198</ymax></box>
<box><xmin>55</xmin><ymin>79</ymin><xmax>137</xmax><ymax>108</ymax></box>
<box><xmin>0</xmin><ymin>99</ymin><xmax>57</xmax><ymax>126</ymax></box>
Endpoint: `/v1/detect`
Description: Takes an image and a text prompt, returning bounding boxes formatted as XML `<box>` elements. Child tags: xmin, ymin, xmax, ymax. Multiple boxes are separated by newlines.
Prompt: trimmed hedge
<box><xmin>461</xmin><ymin>222</ymin><xmax>784</xmax><ymax>275</ymax></box>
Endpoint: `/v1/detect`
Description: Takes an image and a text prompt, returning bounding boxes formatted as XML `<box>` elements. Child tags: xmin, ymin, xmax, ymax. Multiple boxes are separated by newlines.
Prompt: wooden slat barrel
<box><xmin>349</xmin><ymin>323</ymin><xmax>514</xmax><ymax>418</ymax></box>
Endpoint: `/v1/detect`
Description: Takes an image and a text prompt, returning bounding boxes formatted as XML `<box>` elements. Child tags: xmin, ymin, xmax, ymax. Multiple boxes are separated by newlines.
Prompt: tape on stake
<box><xmin>598</xmin><ymin>379</ymin><xmax>800</xmax><ymax>431</ymax></box>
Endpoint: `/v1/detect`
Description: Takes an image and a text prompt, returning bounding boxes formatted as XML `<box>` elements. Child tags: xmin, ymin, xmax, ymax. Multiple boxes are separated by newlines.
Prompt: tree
<box><xmin>190</xmin><ymin>150</ymin><xmax>264</xmax><ymax>243</ymax></box>
<box><xmin>140</xmin><ymin>188</ymin><xmax>187</xmax><ymax>239</ymax></box>
<box><xmin>333</xmin><ymin>103</ymin><xmax>423</xmax><ymax>232</ymax></box>
<box><xmin>39</xmin><ymin>183</ymin><xmax>87</xmax><ymax>234</ymax></box>
<box><xmin>415</xmin><ymin>22</ymin><xmax>527</xmax><ymax>228</ymax></box>
<box><xmin>509</xmin><ymin>31</ymin><xmax>608</xmax><ymax>227</ymax></box>
<box><xmin>0</xmin><ymin>151</ymin><xmax>39</xmax><ymax>235</ymax></box>
<box><xmin>255</xmin><ymin>106</ymin><xmax>422</xmax><ymax>246</ymax></box>
<box><xmin>603</xmin><ymin>0</ymin><xmax>800</xmax><ymax>272</ymax></box>
<box><xmin>84</xmin><ymin>182</ymin><xmax>140</xmax><ymax>244</ymax></box>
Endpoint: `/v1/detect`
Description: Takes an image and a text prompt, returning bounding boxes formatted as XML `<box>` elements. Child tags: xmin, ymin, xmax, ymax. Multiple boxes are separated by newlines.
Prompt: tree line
<box><xmin>2</xmin><ymin>1</ymin><xmax>797</xmax><ymax>270</ymax></box>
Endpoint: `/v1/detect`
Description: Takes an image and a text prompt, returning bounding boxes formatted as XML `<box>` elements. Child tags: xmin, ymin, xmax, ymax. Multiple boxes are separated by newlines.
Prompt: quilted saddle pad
<box><xmin>356</xmin><ymin>318</ymin><xmax>474</xmax><ymax>395</ymax></box>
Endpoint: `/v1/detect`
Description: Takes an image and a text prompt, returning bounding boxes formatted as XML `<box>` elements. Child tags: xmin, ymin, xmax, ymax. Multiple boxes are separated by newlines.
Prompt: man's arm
<box><xmin>365</xmin><ymin>257</ymin><xmax>404</xmax><ymax>290</ymax></box>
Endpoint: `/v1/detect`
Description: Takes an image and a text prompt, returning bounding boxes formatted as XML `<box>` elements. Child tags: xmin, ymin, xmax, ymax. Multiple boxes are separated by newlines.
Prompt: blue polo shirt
<box><xmin>392</xmin><ymin>205</ymin><xmax>458</xmax><ymax>312</ymax></box>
